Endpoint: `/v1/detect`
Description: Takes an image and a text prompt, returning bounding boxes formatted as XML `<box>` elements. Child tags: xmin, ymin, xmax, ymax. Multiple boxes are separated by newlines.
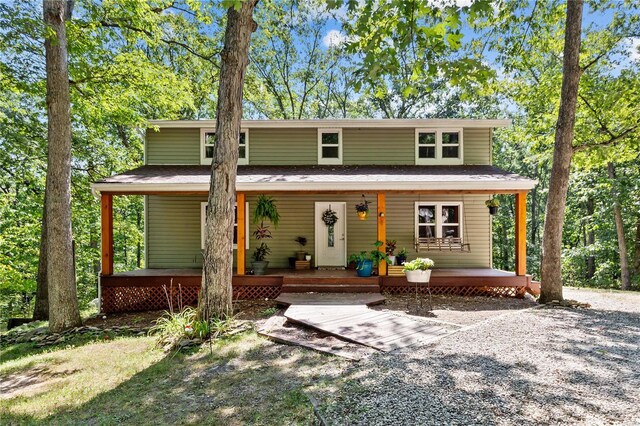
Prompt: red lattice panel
<box><xmin>102</xmin><ymin>283</ymin><xmax>282</xmax><ymax>313</ymax></box>
<box><xmin>380</xmin><ymin>285</ymin><xmax>525</xmax><ymax>298</ymax></box>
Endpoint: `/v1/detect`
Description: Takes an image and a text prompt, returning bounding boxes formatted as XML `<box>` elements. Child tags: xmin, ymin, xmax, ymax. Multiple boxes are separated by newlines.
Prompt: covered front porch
<box><xmin>93</xmin><ymin>165</ymin><xmax>537</xmax><ymax>313</ymax></box>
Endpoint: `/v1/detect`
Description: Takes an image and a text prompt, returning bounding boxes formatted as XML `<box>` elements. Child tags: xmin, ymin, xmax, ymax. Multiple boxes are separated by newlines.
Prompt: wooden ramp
<box><xmin>279</xmin><ymin>293</ymin><xmax>460</xmax><ymax>352</ymax></box>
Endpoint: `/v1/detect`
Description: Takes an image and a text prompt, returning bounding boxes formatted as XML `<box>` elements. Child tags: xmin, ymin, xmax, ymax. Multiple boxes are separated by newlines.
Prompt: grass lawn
<box><xmin>1</xmin><ymin>331</ymin><xmax>345</xmax><ymax>425</ymax></box>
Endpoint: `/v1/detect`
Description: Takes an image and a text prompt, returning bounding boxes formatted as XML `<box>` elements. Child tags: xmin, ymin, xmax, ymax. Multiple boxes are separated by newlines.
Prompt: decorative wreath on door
<box><xmin>322</xmin><ymin>207</ymin><xmax>339</xmax><ymax>247</ymax></box>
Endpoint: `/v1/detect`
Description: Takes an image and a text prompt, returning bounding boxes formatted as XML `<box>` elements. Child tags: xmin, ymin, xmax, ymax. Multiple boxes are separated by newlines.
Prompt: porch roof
<box><xmin>92</xmin><ymin>165</ymin><xmax>537</xmax><ymax>194</ymax></box>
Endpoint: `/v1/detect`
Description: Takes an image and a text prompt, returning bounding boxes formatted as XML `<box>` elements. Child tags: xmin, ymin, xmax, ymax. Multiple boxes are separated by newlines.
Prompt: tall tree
<box><xmin>539</xmin><ymin>0</ymin><xmax>584</xmax><ymax>303</ymax></box>
<box><xmin>607</xmin><ymin>162</ymin><xmax>631</xmax><ymax>290</ymax></box>
<box><xmin>43</xmin><ymin>0</ymin><xmax>81</xmax><ymax>331</ymax></box>
<box><xmin>200</xmin><ymin>0</ymin><xmax>258</xmax><ymax>320</ymax></box>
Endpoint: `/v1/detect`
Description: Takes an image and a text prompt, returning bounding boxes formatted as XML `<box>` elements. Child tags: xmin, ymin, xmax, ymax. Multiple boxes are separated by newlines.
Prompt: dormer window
<box><xmin>415</xmin><ymin>129</ymin><xmax>463</xmax><ymax>165</ymax></box>
<box><xmin>318</xmin><ymin>129</ymin><xmax>342</xmax><ymax>165</ymax></box>
<box><xmin>200</xmin><ymin>128</ymin><xmax>249</xmax><ymax>165</ymax></box>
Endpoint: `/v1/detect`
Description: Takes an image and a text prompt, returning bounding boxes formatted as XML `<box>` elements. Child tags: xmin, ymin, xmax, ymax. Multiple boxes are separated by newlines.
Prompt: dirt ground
<box><xmin>371</xmin><ymin>293</ymin><xmax>539</xmax><ymax>326</ymax></box>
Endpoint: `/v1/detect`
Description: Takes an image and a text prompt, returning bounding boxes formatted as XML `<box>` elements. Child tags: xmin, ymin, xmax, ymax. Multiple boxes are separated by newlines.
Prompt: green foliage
<box><xmin>485</xmin><ymin>199</ymin><xmax>500</xmax><ymax>208</ymax></box>
<box><xmin>252</xmin><ymin>194</ymin><xmax>280</xmax><ymax>226</ymax></box>
<box><xmin>150</xmin><ymin>306</ymin><xmax>235</xmax><ymax>349</ymax></box>
<box><xmin>402</xmin><ymin>258</ymin><xmax>435</xmax><ymax>272</ymax></box>
<box><xmin>348</xmin><ymin>241</ymin><xmax>390</xmax><ymax>268</ymax></box>
<box><xmin>252</xmin><ymin>243</ymin><xmax>271</xmax><ymax>262</ymax></box>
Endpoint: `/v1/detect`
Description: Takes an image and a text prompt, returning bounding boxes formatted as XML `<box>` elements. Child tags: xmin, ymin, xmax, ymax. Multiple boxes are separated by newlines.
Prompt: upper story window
<box><xmin>415</xmin><ymin>202</ymin><xmax>463</xmax><ymax>239</ymax></box>
<box><xmin>415</xmin><ymin>128</ymin><xmax>463</xmax><ymax>165</ymax></box>
<box><xmin>200</xmin><ymin>128</ymin><xmax>249</xmax><ymax>165</ymax></box>
<box><xmin>318</xmin><ymin>128</ymin><xmax>342</xmax><ymax>165</ymax></box>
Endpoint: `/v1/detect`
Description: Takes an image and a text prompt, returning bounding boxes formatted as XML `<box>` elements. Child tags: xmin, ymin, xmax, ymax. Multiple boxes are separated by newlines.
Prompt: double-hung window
<box><xmin>317</xmin><ymin>129</ymin><xmax>342</xmax><ymax>165</ymax></box>
<box><xmin>415</xmin><ymin>202</ymin><xmax>463</xmax><ymax>240</ymax></box>
<box><xmin>201</xmin><ymin>202</ymin><xmax>249</xmax><ymax>250</ymax></box>
<box><xmin>415</xmin><ymin>129</ymin><xmax>463</xmax><ymax>165</ymax></box>
<box><xmin>200</xmin><ymin>128</ymin><xmax>249</xmax><ymax>165</ymax></box>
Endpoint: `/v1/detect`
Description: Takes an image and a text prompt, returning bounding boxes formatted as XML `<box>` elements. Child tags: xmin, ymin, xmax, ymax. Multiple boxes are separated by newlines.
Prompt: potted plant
<box><xmin>403</xmin><ymin>257</ymin><xmax>435</xmax><ymax>283</ymax></box>
<box><xmin>348</xmin><ymin>241</ymin><xmax>390</xmax><ymax>277</ymax></box>
<box><xmin>485</xmin><ymin>198</ymin><xmax>500</xmax><ymax>215</ymax></box>
<box><xmin>355</xmin><ymin>199</ymin><xmax>369</xmax><ymax>220</ymax></box>
<box><xmin>385</xmin><ymin>239</ymin><xmax>397</xmax><ymax>265</ymax></box>
<box><xmin>396</xmin><ymin>247</ymin><xmax>408</xmax><ymax>266</ymax></box>
<box><xmin>251</xmin><ymin>195</ymin><xmax>280</xmax><ymax>275</ymax></box>
<box><xmin>294</xmin><ymin>236</ymin><xmax>307</xmax><ymax>261</ymax></box>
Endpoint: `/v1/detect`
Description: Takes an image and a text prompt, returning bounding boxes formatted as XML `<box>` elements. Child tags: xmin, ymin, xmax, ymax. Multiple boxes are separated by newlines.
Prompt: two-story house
<box><xmin>92</xmin><ymin>119</ymin><xmax>537</xmax><ymax>313</ymax></box>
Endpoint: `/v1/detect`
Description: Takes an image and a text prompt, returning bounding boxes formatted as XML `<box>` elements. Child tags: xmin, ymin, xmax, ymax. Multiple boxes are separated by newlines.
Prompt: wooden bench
<box><xmin>415</xmin><ymin>237</ymin><xmax>470</xmax><ymax>252</ymax></box>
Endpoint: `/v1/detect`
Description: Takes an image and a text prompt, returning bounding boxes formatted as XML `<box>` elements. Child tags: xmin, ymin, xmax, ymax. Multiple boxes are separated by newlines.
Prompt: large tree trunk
<box><xmin>607</xmin><ymin>162</ymin><xmax>631</xmax><ymax>290</ymax></box>
<box><xmin>199</xmin><ymin>1</ymin><xmax>258</xmax><ymax>321</ymax></box>
<box><xmin>539</xmin><ymin>0</ymin><xmax>583</xmax><ymax>303</ymax></box>
<box><xmin>585</xmin><ymin>196</ymin><xmax>595</xmax><ymax>280</ymax></box>
<box><xmin>44</xmin><ymin>0</ymin><xmax>81</xmax><ymax>331</ymax></box>
<box><xmin>33</xmin><ymin>190</ymin><xmax>49</xmax><ymax>320</ymax></box>
<box><xmin>633</xmin><ymin>215</ymin><xmax>640</xmax><ymax>278</ymax></box>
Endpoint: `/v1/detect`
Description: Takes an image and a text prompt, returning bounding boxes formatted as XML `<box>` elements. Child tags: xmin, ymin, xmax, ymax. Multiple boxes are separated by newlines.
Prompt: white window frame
<box><xmin>317</xmin><ymin>128</ymin><xmax>343</xmax><ymax>165</ymax></box>
<box><xmin>415</xmin><ymin>128</ymin><xmax>463</xmax><ymax>165</ymax></box>
<box><xmin>201</xmin><ymin>202</ymin><xmax>249</xmax><ymax>250</ymax></box>
<box><xmin>414</xmin><ymin>202</ymin><xmax>463</xmax><ymax>240</ymax></box>
<box><xmin>200</xmin><ymin>128</ymin><xmax>249</xmax><ymax>165</ymax></box>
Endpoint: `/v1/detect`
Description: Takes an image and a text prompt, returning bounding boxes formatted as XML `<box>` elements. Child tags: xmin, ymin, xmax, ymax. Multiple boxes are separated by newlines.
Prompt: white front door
<box><xmin>315</xmin><ymin>202</ymin><xmax>347</xmax><ymax>267</ymax></box>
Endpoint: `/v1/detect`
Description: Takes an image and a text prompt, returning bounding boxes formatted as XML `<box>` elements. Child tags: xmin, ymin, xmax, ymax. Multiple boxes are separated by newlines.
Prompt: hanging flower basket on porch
<box><xmin>355</xmin><ymin>194</ymin><xmax>369</xmax><ymax>220</ymax></box>
<box><xmin>485</xmin><ymin>198</ymin><xmax>500</xmax><ymax>215</ymax></box>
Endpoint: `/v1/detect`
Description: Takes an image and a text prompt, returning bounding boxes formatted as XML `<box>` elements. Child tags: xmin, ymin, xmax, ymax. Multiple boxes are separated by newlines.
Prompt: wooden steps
<box><xmin>281</xmin><ymin>276</ymin><xmax>380</xmax><ymax>293</ymax></box>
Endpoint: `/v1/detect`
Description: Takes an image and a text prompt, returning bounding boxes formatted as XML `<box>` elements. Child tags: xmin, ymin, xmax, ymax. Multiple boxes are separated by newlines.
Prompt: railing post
<box><xmin>236</xmin><ymin>192</ymin><xmax>246</xmax><ymax>276</ymax></box>
<box><xmin>377</xmin><ymin>192</ymin><xmax>387</xmax><ymax>276</ymax></box>
<box><xmin>515</xmin><ymin>191</ymin><xmax>527</xmax><ymax>276</ymax></box>
<box><xmin>101</xmin><ymin>193</ymin><xmax>114</xmax><ymax>276</ymax></box>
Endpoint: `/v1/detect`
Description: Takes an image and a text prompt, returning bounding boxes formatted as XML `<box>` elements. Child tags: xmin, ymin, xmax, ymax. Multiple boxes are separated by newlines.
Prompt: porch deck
<box><xmin>100</xmin><ymin>268</ymin><xmax>531</xmax><ymax>313</ymax></box>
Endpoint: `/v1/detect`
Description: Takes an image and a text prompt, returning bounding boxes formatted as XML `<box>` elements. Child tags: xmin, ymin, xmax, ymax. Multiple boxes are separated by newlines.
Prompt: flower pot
<box><xmin>357</xmin><ymin>211</ymin><xmax>368</xmax><ymax>220</ymax></box>
<box><xmin>356</xmin><ymin>260</ymin><xmax>373</xmax><ymax>277</ymax></box>
<box><xmin>305</xmin><ymin>254</ymin><xmax>312</xmax><ymax>261</ymax></box>
<box><xmin>388</xmin><ymin>255</ymin><xmax>396</xmax><ymax>266</ymax></box>
<box><xmin>296</xmin><ymin>250</ymin><xmax>306</xmax><ymax>261</ymax></box>
<box><xmin>405</xmin><ymin>269</ymin><xmax>432</xmax><ymax>283</ymax></box>
<box><xmin>396</xmin><ymin>256</ymin><xmax>407</xmax><ymax>266</ymax></box>
<box><xmin>488</xmin><ymin>206</ymin><xmax>498</xmax><ymax>215</ymax></box>
<box><xmin>252</xmin><ymin>261</ymin><xmax>269</xmax><ymax>275</ymax></box>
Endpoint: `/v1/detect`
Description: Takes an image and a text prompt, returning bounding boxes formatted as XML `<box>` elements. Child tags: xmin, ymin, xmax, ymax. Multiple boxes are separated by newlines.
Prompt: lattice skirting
<box><xmin>101</xmin><ymin>284</ymin><xmax>282</xmax><ymax>314</ymax></box>
<box><xmin>380</xmin><ymin>285</ymin><xmax>527</xmax><ymax>298</ymax></box>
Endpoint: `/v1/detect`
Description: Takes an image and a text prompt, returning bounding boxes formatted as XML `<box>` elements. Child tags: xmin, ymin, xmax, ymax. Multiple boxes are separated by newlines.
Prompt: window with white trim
<box><xmin>318</xmin><ymin>128</ymin><xmax>342</xmax><ymax>164</ymax></box>
<box><xmin>200</xmin><ymin>128</ymin><xmax>249</xmax><ymax>165</ymax></box>
<box><xmin>415</xmin><ymin>202</ymin><xmax>463</xmax><ymax>239</ymax></box>
<box><xmin>415</xmin><ymin>129</ymin><xmax>463</xmax><ymax>165</ymax></box>
<box><xmin>201</xmin><ymin>202</ymin><xmax>249</xmax><ymax>250</ymax></box>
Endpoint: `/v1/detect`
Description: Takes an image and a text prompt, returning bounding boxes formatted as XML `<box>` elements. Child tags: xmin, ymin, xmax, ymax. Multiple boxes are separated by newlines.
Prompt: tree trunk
<box><xmin>539</xmin><ymin>0</ymin><xmax>583</xmax><ymax>303</ymax></box>
<box><xmin>633</xmin><ymin>215</ymin><xmax>640</xmax><ymax>278</ymax></box>
<box><xmin>585</xmin><ymin>196</ymin><xmax>595</xmax><ymax>279</ymax></box>
<box><xmin>44</xmin><ymin>0</ymin><xmax>81</xmax><ymax>331</ymax></box>
<box><xmin>607</xmin><ymin>162</ymin><xmax>631</xmax><ymax>290</ymax></box>
<box><xmin>199</xmin><ymin>0</ymin><xmax>258</xmax><ymax>321</ymax></box>
<box><xmin>33</xmin><ymin>190</ymin><xmax>49</xmax><ymax>321</ymax></box>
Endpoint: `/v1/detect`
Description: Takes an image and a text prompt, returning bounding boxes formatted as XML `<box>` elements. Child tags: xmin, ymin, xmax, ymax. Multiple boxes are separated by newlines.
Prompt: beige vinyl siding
<box><xmin>463</xmin><ymin>128</ymin><xmax>491</xmax><ymax>165</ymax></box>
<box><xmin>342</xmin><ymin>128</ymin><xmax>414</xmax><ymax>165</ymax></box>
<box><xmin>249</xmin><ymin>128</ymin><xmax>317</xmax><ymax>165</ymax></box>
<box><xmin>146</xmin><ymin>193</ymin><xmax>491</xmax><ymax>270</ymax></box>
<box><xmin>386</xmin><ymin>194</ymin><xmax>492</xmax><ymax>268</ymax></box>
<box><xmin>146</xmin><ymin>128</ymin><xmax>200</xmax><ymax>165</ymax></box>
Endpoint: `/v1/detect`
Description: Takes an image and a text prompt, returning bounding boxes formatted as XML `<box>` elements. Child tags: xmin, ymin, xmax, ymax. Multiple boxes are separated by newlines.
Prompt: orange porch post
<box><xmin>515</xmin><ymin>191</ymin><xmax>527</xmax><ymax>276</ymax></box>
<box><xmin>101</xmin><ymin>193</ymin><xmax>114</xmax><ymax>276</ymax></box>
<box><xmin>377</xmin><ymin>192</ymin><xmax>387</xmax><ymax>276</ymax></box>
<box><xmin>236</xmin><ymin>192</ymin><xmax>246</xmax><ymax>275</ymax></box>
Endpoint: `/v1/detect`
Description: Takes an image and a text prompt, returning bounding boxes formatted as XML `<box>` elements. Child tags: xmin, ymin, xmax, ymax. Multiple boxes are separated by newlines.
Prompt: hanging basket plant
<box><xmin>485</xmin><ymin>198</ymin><xmax>500</xmax><ymax>215</ymax></box>
<box><xmin>355</xmin><ymin>194</ymin><xmax>369</xmax><ymax>220</ymax></box>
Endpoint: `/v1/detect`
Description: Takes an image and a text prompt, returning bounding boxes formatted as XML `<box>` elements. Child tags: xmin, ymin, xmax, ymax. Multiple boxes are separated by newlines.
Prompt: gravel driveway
<box><xmin>317</xmin><ymin>288</ymin><xmax>640</xmax><ymax>425</ymax></box>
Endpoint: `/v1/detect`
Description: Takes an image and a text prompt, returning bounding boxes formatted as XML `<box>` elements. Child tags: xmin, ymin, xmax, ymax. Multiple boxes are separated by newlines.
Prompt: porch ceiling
<box><xmin>91</xmin><ymin>165</ymin><xmax>537</xmax><ymax>194</ymax></box>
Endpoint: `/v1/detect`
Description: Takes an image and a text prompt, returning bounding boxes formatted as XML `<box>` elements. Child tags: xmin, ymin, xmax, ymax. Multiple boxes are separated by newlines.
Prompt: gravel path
<box><xmin>318</xmin><ymin>288</ymin><xmax>640</xmax><ymax>425</ymax></box>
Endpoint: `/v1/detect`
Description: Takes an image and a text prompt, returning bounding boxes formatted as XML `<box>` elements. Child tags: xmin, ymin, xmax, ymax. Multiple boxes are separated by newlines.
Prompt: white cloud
<box><xmin>323</xmin><ymin>29</ymin><xmax>347</xmax><ymax>48</ymax></box>
<box><xmin>629</xmin><ymin>38</ymin><xmax>640</xmax><ymax>61</ymax></box>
